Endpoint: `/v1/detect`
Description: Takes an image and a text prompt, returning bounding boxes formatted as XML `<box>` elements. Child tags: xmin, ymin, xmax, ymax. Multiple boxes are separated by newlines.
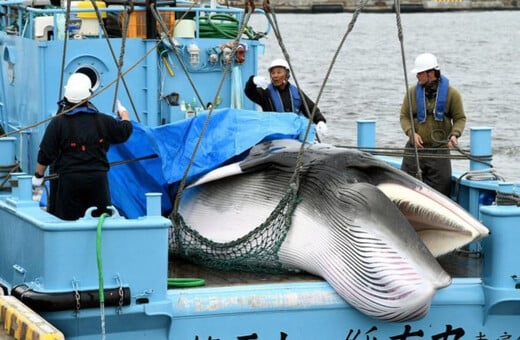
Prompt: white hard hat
<box><xmin>64</xmin><ymin>73</ymin><xmax>92</xmax><ymax>103</ymax></box>
<box><xmin>268</xmin><ymin>58</ymin><xmax>289</xmax><ymax>72</ymax></box>
<box><xmin>411</xmin><ymin>53</ymin><xmax>440</xmax><ymax>74</ymax></box>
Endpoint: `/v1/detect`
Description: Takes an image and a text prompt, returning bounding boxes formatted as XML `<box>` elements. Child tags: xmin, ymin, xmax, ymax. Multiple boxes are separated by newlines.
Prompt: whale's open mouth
<box><xmin>377</xmin><ymin>183</ymin><xmax>489</xmax><ymax>257</ymax></box>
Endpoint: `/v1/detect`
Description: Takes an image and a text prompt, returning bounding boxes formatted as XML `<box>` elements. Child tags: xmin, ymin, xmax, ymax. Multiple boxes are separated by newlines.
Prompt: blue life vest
<box><xmin>416</xmin><ymin>75</ymin><xmax>449</xmax><ymax>123</ymax></box>
<box><xmin>267</xmin><ymin>83</ymin><xmax>302</xmax><ymax>114</ymax></box>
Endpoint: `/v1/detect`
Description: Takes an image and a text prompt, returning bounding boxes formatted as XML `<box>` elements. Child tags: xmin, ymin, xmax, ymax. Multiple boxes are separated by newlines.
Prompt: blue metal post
<box><xmin>9</xmin><ymin>172</ymin><xmax>25</xmax><ymax>197</ymax></box>
<box><xmin>0</xmin><ymin>137</ymin><xmax>16</xmax><ymax>166</ymax></box>
<box><xmin>480</xmin><ymin>183</ymin><xmax>520</xmax><ymax>319</ymax></box>
<box><xmin>469</xmin><ymin>127</ymin><xmax>492</xmax><ymax>171</ymax></box>
<box><xmin>19</xmin><ymin>130</ymin><xmax>31</xmax><ymax>175</ymax></box>
<box><xmin>18</xmin><ymin>175</ymin><xmax>32</xmax><ymax>201</ymax></box>
<box><xmin>466</xmin><ymin>128</ymin><xmax>493</xmax><ymax>219</ymax></box>
<box><xmin>146</xmin><ymin>192</ymin><xmax>162</xmax><ymax>216</ymax></box>
<box><xmin>356</xmin><ymin>120</ymin><xmax>376</xmax><ymax>149</ymax></box>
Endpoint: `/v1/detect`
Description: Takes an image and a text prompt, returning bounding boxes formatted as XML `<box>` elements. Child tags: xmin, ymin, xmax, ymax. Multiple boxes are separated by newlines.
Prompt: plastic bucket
<box><xmin>174</xmin><ymin>19</ymin><xmax>196</xmax><ymax>38</ymax></box>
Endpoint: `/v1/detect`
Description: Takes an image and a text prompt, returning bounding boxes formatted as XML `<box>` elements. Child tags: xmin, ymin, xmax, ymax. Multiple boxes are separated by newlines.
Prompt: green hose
<box><xmin>97</xmin><ymin>213</ymin><xmax>109</xmax><ymax>304</ymax></box>
<box><xmin>167</xmin><ymin>278</ymin><xmax>206</xmax><ymax>288</ymax></box>
<box><xmin>199</xmin><ymin>14</ymin><xmax>255</xmax><ymax>39</ymax></box>
<box><xmin>97</xmin><ymin>213</ymin><xmax>203</xmax><ymax>296</ymax></box>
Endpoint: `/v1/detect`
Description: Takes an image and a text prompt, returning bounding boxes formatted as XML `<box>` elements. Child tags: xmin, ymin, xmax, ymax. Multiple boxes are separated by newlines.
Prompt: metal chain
<box><xmin>166</xmin><ymin>2</ymin><xmax>256</xmax><ymax>217</ymax></box>
<box><xmin>112</xmin><ymin>6</ymin><xmax>134</xmax><ymax>119</ymax></box>
<box><xmin>88</xmin><ymin>0</ymin><xmax>139</xmax><ymax>121</ymax></box>
<box><xmin>394</xmin><ymin>0</ymin><xmax>422</xmax><ymax>181</ymax></box>
<box><xmin>262</xmin><ymin>0</ymin><xmax>369</xmax><ymax>189</ymax></box>
<box><xmin>307</xmin><ymin>0</ymin><xmax>370</xmax><ymax>130</ymax></box>
<box><xmin>72</xmin><ymin>279</ymin><xmax>81</xmax><ymax>314</ymax></box>
<box><xmin>115</xmin><ymin>275</ymin><xmax>124</xmax><ymax>314</ymax></box>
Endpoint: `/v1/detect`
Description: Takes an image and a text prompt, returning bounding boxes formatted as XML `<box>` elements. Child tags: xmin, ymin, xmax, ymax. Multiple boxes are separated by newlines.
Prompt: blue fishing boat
<box><xmin>1</xmin><ymin>0</ymin><xmax>519</xmax><ymax>339</ymax></box>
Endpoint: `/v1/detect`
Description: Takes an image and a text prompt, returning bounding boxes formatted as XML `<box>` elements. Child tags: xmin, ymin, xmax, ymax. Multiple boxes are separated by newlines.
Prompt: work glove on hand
<box><xmin>116</xmin><ymin>99</ymin><xmax>127</xmax><ymax>116</ymax></box>
<box><xmin>32</xmin><ymin>175</ymin><xmax>44</xmax><ymax>187</ymax></box>
<box><xmin>253</xmin><ymin>76</ymin><xmax>270</xmax><ymax>90</ymax></box>
<box><xmin>316</xmin><ymin>121</ymin><xmax>328</xmax><ymax>138</ymax></box>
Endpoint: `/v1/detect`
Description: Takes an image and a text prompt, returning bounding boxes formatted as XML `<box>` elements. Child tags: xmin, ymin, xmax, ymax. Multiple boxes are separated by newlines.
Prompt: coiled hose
<box><xmin>199</xmin><ymin>14</ymin><xmax>256</xmax><ymax>39</ymax></box>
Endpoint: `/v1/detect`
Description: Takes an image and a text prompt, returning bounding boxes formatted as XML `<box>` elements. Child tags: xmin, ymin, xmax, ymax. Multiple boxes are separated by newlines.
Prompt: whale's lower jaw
<box><xmin>278</xmin><ymin>215</ymin><xmax>449</xmax><ymax>322</ymax></box>
<box><xmin>276</xmin><ymin>184</ymin><xmax>451</xmax><ymax>322</ymax></box>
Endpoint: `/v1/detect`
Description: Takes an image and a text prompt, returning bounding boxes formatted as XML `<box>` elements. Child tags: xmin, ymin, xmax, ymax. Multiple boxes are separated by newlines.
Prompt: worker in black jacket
<box><xmin>32</xmin><ymin>73</ymin><xmax>133</xmax><ymax>220</ymax></box>
<box><xmin>244</xmin><ymin>58</ymin><xmax>328</xmax><ymax>139</ymax></box>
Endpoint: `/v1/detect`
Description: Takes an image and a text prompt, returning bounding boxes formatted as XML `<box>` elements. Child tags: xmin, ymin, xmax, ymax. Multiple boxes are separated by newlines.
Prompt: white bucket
<box><xmin>174</xmin><ymin>19</ymin><xmax>196</xmax><ymax>38</ymax></box>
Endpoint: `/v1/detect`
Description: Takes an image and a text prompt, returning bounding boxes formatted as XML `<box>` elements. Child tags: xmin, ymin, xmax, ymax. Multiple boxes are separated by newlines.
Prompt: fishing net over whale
<box><xmin>106</xmin><ymin>108</ymin><xmax>313</xmax><ymax>273</ymax></box>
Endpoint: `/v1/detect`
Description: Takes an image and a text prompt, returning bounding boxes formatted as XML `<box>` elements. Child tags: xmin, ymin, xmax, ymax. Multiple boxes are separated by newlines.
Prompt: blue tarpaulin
<box><xmin>107</xmin><ymin>108</ymin><xmax>315</xmax><ymax>218</ymax></box>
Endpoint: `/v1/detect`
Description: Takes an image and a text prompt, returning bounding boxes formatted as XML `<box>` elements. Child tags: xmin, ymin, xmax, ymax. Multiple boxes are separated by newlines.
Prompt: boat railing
<box><xmin>0</xmin><ymin>1</ymin><xmax>268</xmax><ymax>41</ymax></box>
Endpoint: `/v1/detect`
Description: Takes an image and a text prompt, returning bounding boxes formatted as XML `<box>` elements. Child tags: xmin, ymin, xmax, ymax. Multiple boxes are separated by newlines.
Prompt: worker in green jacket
<box><xmin>400</xmin><ymin>53</ymin><xmax>466</xmax><ymax>197</ymax></box>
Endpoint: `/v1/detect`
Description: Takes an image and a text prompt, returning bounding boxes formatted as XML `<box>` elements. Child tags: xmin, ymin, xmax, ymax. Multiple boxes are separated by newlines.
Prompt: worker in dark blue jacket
<box><xmin>32</xmin><ymin>73</ymin><xmax>133</xmax><ymax>220</ymax></box>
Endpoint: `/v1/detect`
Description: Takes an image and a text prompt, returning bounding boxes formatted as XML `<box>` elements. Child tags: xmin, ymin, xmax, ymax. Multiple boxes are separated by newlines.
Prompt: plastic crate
<box><xmin>127</xmin><ymin>11</ymin><xmax>175</xmax><ymax>38</ymax></box>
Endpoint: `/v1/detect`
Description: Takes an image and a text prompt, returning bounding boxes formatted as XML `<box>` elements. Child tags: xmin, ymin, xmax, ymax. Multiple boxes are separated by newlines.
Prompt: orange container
<box><xmin>127</xmin><ymin>11</ymin><xmax>175</xmax><ymax>38</ymax></box>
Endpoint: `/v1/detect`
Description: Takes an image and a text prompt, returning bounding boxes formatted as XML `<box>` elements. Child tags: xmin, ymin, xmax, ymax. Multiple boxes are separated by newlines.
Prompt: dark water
<box><xmin>249</xmin><ymin>11</ymin><xmax>520</xmax><ymax>182</ymax></box>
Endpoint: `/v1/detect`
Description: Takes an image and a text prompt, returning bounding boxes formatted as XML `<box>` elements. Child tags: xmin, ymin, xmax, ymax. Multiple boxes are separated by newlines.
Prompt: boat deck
<box><xmin>168</xmin><ymin>249</ymin><xmax>483</xmax><ymax>287</ymax></box>
<box><xmin>437</xmin><ymin>248</ymin><xmax>482</xmax><ymax>278</ymax></box>
<box><xmin>169</xmin><ymin>257</ymin><xmax>323</xmax><ymax>287</ymax></box>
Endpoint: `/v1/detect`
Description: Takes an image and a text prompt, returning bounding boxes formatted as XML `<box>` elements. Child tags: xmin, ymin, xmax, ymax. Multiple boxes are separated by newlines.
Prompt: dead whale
<box><xmin>172</xmin><ymin>139</ymin><xmax>489</xmax><ymax>321</ymax></box>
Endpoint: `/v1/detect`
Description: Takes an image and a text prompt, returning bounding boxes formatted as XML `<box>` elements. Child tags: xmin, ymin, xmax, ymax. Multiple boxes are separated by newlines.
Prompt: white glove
<box><xmin>253</xmin><ymin>76</ymin><xmax>270</xmax><ymax>90</ymax></box>
<box><xmin>316</xmin><ymin>121</ymin><xmax>328</xmax><ymax>138</ymax></box>
<box><xmin>32</xmin><ymin>175</ymin><xmax>44</xmax><ymax>187</ymax></box>
<box><xmin>116</xmin><ymin>99</ymin><xmax>127</xmax><ymax>114</ymax></box>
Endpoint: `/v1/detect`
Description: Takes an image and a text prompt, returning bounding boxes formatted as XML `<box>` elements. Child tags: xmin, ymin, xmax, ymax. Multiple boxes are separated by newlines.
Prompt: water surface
<box><xmin>249</xmin><ymin>11</ymin><xmax>520</xmax><ymax>182</ymax></box>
